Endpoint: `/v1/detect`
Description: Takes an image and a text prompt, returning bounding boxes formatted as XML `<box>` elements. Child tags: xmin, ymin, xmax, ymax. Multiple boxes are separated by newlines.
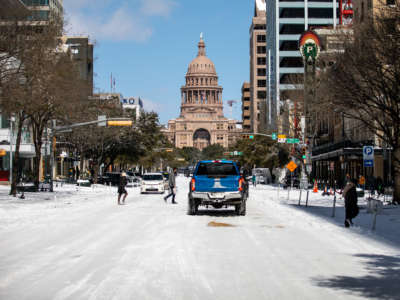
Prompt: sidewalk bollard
<box><xmin>298</xmin><ymin>189</ymin><xmax>302</xmax><ymax>206</ymax></box>
<box><xmin>331</xmin><ymin>194</ymin><xmax>337</xmax><ymax>218</ymax></box>
<box><xmin>369</xmin><ymin>199</ymin><xmax>383</xmax><ymax>231</ymax></box>
<box><xmin>305</xmin><ymin>190</ymin><xmax>309</xmax><ymax>207</ymax></box>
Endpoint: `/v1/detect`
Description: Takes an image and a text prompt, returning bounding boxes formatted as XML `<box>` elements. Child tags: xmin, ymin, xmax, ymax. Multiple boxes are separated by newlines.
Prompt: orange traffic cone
<box><xmin>322</xmin><ymin>185</ymin><xmax>328</xmax><ymax>196</ymax></box>
<box><xmin>313</xmin><ymin>181</ymin><xmax>318</xmax><ymax>193</ymax></box>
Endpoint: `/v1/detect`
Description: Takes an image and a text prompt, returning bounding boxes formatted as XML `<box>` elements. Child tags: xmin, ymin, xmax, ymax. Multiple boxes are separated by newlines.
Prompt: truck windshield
<box><xmin>196</xmin><ymin>162</ymin><xmax>238</xmax><ymax>176</ymax></box>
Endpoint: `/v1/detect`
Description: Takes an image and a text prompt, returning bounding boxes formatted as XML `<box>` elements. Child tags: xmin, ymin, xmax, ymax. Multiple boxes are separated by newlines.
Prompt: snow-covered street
<box><xmin>0</xmin><ymin>176</ymin><xmax>399</xmax><ymax>300</ymax></box>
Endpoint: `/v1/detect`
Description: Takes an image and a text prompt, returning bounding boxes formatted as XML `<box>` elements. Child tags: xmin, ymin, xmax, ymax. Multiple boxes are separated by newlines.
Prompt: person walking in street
<box><xmin>117</xmin><ymin>172</ymin><xmax>128</xmax><ymax>205</ymax></box>
<box><xmin>252</xmin><ymin>174</ymin><xmax>257</xmax><ymax>187</ymax></box>
<box><xmin>164</xmin><ymin>168</ymin><xmax>177</xmax><ymax>204</ymax></box>
<box><xmin>343</xmin><ymin>178</ymin><xmax>359</xmax><ymax>227</ymax></box>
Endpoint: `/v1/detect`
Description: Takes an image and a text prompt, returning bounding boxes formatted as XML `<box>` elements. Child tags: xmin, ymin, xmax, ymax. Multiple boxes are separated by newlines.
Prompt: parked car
<box><xmin>140</xmin><ymin>173</ymin><xmax>166</xmax><ymax>194</ymax></box>
<box><xmin>252</xmin><ymin>168</ymin><xmax>272</xmax><ymax>184</ymax></box>
<box><xmin>128</xmin><ymin>176</ymin><xmax>140</xmax><ymax>187</ymax></box>
<box><xmin>188</xmin><ymin>160</ymin><xmax>247</xmax><ymax>216</ymax></box>
<box><xmin>103</xmin><ymin>172</ymin><xmax>121</xmax><ymax>186</ymax></box>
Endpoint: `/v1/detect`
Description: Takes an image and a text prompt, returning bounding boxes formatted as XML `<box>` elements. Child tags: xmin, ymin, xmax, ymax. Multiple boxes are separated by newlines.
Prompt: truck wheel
<box><xmin>235</xmin><ymin>204</ymin><xmax>240</xmax><ymax>215</ymax></box>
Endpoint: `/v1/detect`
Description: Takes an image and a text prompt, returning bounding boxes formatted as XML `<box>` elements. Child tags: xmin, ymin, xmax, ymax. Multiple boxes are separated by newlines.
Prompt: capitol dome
<box><xmin>186</xmin><ymin>37</ymin><xmax>217</xmax><ymax>76</ymax></box>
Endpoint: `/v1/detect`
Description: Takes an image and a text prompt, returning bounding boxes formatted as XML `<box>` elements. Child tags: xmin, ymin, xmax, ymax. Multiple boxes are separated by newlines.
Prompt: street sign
<box><xmin>286</xmin><ymin>161</ymin><xmax>298</xmax><ymax>173</ymax></box>
<box><xmin>363</xmin><ymin>146</ymin><xmax>374</xmax><ymax>167</ymax></box>
<box><xmin>98</xmin><ymin>115</ymin><xmax>107</xmax><ymax>127</ymax></box>
<box><xmin>286</xmin><ymin>138</ymin><xmax>300</xmax><ymax>144</ymax></box>
<box><xmin>278</xmin><ymin>134</ymin><xmax>287</xmax><ymax>143</ymax></box>
<box><xmin>272</xmin><ymin>133</ymin><xmax>277</xmax><ymax>140</ymax></box>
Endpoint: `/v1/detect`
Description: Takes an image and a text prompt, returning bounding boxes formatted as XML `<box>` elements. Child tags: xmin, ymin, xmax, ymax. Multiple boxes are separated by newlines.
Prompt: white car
<box><xmin>140</xmin><ymin>173</ymin><xmax>166</xmax><ymax>194</ymax></box>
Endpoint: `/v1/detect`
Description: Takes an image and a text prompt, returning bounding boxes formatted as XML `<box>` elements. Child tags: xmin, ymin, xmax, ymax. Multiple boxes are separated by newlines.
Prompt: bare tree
<box><xmin>317</xmin><ymin>3</ymin><xmax>400</xmax><ymax>202</ymax></box>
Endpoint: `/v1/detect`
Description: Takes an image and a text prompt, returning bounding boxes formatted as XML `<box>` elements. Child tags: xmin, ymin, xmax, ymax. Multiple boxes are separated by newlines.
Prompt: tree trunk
<box><xmin>31</xmin><ymin>121</ymin><xmax>44</xmax><ymax>191</ymax></box>
<box><xmin>93</xmin><ymin>161</ymin><xmax>100</xmax><ymax>184</ymax></box>
<box><xmin>9</xmin><ymin>116</ymin><xmax>24</xmax><ymax>196</ymax></box>
<box><xmin>392</xmin><ymin>146</ymin><xmax>400</xmax><ymax>204</ymax></box>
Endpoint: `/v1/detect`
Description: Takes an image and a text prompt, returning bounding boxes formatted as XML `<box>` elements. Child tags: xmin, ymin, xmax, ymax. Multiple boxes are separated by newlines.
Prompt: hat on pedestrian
<box><xmin>121</xmin><ymin>172</ymin><xmax>127</xmax><ymax>177</ymax></box>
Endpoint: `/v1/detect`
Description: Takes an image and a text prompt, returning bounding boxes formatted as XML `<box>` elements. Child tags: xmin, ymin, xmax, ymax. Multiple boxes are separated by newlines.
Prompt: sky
<box><xmin>64</xmin><ymin>0</ymin><xmax>255</xmax><ymax>125</ymax></box>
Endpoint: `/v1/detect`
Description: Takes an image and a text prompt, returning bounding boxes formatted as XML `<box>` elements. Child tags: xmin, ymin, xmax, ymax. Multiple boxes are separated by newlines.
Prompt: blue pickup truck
<box><xmin>188</xmin><ymin>160</ymin><xmax>248</xmax><ymax>215</ymax></box>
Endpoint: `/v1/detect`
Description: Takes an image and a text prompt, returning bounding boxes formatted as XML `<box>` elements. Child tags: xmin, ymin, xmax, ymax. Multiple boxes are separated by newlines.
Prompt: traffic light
<box><xmin>249</xmin><ymin>135</ymin><xmax>254</xmax><ymax>139</ymax></box>
<box><xmin>107</xmin><ymin>120</ymin><xmax>133</xmax><ymax>126</ymax></box>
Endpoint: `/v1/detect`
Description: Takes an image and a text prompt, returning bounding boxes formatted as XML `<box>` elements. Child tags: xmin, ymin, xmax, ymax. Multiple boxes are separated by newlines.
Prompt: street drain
<box><xmin>208</xmin><ymin>221</ymin><xmax>236</xmax><ymax>227</ymax></box>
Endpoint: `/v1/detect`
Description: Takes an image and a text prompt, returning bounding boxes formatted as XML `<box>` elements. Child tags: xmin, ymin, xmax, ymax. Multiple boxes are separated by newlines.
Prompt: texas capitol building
<box><xmin>164</xmin><ymin>36</ymin><xmax>241</xmax><ymax>150</ymax></box>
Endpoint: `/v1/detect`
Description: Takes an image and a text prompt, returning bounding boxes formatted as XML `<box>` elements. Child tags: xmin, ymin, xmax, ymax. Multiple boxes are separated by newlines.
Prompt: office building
<box><xmin>122</xmin><ymin>97</ymin><xmax>144</xmax><ymax>121</ymax></box>
<box><xmin>266</xmin><ymin>0</ymin><xmax>340</xmax><ymax>132</ymax></box>
<box><xmin>61</xmin><ymin>36</ymin><xmax>94</xmax><ymax>95</ymax></box>
<box><xmin>0</xmin><ymin>0</ymin><xmax>30</xmax><ymax>19</ymax></box>
<box><xmin>21</xmin><ymin>0</ymin><xmax>63</xmax><ymax>22</ymax></box>
<box><xmin>249</xmin><ymin>0</ymin><xmax>267</xmax><ymax>133</ymax></box>
<box><xmin>241</xmin><ymin>82</ymin><xmax>251</xmax><ymax>132</ymax></box>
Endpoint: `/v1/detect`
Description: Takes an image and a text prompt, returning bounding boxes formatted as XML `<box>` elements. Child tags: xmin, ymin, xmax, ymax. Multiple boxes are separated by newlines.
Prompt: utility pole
<box><xmin>299</xmin><ymin>30</ymin><xmax>321</xmax><ymax>181</ymax></box>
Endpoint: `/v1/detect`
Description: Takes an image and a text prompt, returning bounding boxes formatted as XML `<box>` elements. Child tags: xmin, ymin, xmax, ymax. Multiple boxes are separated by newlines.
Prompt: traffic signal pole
<box><xmin>242</xmin><ymin>132</ymin><xmax>273</xmax><ymax>138</ymax></box>
<box><xmin>49</xmin><ymin>118</ymin><xmax>133</xmax><ymax>192</ymax></box>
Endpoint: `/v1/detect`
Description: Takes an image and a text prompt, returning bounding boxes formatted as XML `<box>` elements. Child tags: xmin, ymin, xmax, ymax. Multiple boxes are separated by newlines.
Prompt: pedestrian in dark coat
<box><xmin>343</xmin><ymin>178</ymin><xmax>359</xmax><ymax>227</ymax></box>
<box><xmin>164</xmin><ymin>168</ymin><xmax>177</xmax><ymax>204</ymax></box>
<box><xmin>117</xmin><ymin>172</ymin><xmax>128</xmax><ymax>205</ymax></box>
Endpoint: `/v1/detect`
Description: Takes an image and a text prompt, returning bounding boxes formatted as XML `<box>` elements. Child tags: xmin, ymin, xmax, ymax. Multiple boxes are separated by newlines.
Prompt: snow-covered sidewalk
<box><xmin>251</xmin><ymin>184</ymin><xmax>400</xmax><ymax>249</ymax></box>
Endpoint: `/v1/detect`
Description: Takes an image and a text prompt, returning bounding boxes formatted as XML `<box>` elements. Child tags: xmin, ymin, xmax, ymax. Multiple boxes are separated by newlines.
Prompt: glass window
<box><xmin>257</xmin><ymin>91</ymin><xmax>266</xmax><ymax>99</ymax></box>
<box><xmin>257</xmin><ymin>46</ymin><xmax>266</xmax><ymax>54</ymax></box>
<box><xmin>257</xmin><ymin>57</ymin><xmax>266</xmax><ymax>65</ymax></box>
<box><xmin>196</xmin><ymin>162</ymin><xmax>238</xmax><ymax>176</ymax></box>
<box><xmin>257</xmin><ymin>35</ymin><xmax>266</xmax><ymax>42</ymax></box>
<box><xmin>257</xmin><ymin>68</ymin><xmax>266</xmax><ymax>76</ymax></box>
<box><xmin>257</xmin><ymin>80</ymin><xmax>266</xmax><ymax>87</ymax></box>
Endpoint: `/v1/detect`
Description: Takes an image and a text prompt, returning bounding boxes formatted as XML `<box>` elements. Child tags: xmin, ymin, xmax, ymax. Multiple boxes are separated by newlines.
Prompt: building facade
<box><xmin>61</xmin><ymin>36</ymin><xmax>94</xmax><ymax>95</ymax></box>
<box><xmin>22</xmin><ymin>0</ymin><xmax>63</xmax><ymax>22</ymax></box>
<box><xmin>122</xmin><ymin>97</ymin><xmax>144</xmax><ymax>121</ymax></box>
<box><xmin>241</xmin><ymin>82</ymin><xmax>251</xmax><ymax>132</ymax></box>
<box><xmin>266</xmin><ymin>0</ymin><xmax>340</xmax><ymax>132</ymax></box>
<box><xmin>250</xmin><ymin>0</ymin><xmax>267</xmax><ymax>133</ymax></box>
<box><xmin>164</xmin><ymin>36</ymin><xmax>241</xmax><ymax>150</ymax></box>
